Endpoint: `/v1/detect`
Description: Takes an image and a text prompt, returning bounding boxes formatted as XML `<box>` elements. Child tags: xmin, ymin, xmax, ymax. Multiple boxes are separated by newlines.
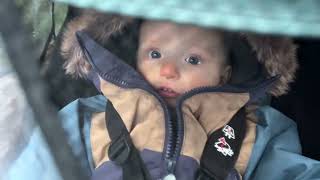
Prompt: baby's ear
<box><xmin>220</xmin><ymin>65</ymin><xmax>232</xmax><ymax>85</ymax></box>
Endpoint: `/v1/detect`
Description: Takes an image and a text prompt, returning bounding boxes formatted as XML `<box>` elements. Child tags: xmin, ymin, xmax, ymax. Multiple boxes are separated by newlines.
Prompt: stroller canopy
<box><xmin>54</xmin><ymin>0</ymin><xmax>320</xmax><ymax>37</ymax></box>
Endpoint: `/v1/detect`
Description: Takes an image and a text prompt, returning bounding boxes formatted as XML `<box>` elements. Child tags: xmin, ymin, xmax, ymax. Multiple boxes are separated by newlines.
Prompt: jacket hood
<box><xmin>61</xmin><ymin>9</ymin><xmax>298</xmax><ymax>97</ymax></box>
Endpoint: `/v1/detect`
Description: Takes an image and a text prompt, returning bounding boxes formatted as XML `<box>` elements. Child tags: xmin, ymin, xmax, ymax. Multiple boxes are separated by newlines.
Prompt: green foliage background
<box><xmin>1</xmin><ymin>0</ymin><xmax>67</xmax><ymax>74</ymax></box>
<box><xmin>14</xmin><ymin>0</ymin><xmax>67</xmax><ymax>52</ymax></box>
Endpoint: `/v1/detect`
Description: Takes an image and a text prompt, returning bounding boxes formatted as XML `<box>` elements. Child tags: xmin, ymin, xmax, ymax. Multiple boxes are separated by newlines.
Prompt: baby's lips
<box><xmin>158</xmin><ymin>87</ymin><xmax>180</xmax><ymax>98</ymax></box>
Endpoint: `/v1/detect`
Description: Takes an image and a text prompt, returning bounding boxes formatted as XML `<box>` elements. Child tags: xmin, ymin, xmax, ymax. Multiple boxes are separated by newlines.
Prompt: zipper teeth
<box><xmin>103</xmin><ymin>74</ymin><xmax>129</xmax><ymax>86</ymax></box>
<box><xmin>165</xmin><ymin>120</ymin><xmax>177</xmax><ymax>159</ymax></box>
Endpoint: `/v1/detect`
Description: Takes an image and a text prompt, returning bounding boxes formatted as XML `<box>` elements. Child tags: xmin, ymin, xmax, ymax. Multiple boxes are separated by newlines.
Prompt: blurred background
<box><xmin>0</xmin><ymin>1</ymin><xmax>319</xmax><ymax>178</ymax></box>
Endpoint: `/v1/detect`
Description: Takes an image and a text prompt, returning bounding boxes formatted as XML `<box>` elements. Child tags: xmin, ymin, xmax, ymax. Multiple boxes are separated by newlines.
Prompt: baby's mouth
<box><xmin>157</xmin><ymin>87</ymin><xmax>180</xmax><ymax>98</ymax></box>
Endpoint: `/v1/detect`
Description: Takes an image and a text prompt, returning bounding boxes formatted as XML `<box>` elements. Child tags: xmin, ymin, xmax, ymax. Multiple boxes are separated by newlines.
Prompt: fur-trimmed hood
<box><xmin>61</xmin><ymin>9</ymin><xmax>298</xmax><ymax>97</ymax></box>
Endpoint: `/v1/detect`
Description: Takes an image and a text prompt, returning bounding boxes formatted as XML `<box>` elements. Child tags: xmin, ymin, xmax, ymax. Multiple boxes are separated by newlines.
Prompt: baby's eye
<box><xmin>185</xmin><ymin>56</ymin><xmax>201</xmax><ymax>65</ymax></box>
<box><xmin>149</xmin><ymin>50</ymin><xmax>161</xmax><ymax>59</ymax></box>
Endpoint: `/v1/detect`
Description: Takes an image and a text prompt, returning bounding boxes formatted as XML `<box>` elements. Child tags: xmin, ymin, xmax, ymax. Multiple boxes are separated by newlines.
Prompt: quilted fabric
<box><xmin>53</xmin><ymin>0</ymin><xmax>320</xmax><ymax>37</ymax></box>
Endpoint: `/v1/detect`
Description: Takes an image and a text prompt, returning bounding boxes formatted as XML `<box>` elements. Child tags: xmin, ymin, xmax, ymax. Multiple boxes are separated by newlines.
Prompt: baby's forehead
<box><xmin>140</xmin><ymin>20</ymin><xmax>223</xmax><ymax>39</ymax></box>
<box><xmin>139</xmin><ymin>20</ymin><xmax>226</xmax><ymax>53</ymax></box>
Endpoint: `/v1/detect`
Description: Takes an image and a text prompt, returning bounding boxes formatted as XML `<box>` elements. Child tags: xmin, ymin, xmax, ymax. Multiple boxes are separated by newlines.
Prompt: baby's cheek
<box><xmin>137</xmin><ymin>60</ymin><xmax>149</xmax><ymax>76</ymax></box>
<box><xmin>183</xmin><ymin>78</ymin><xmax>210</xmax><ymax>91</ymax></box>
<box><xmin>198</xmin><ymin>79</ymin><xmax>216</xmax><ymax>88</ymax></box>
<box><xmin>184</xmin><ymin>72</ymin><xmax>220</xmax><ymax>90</ymax></box>
<box><xmin>137</xmin><ymin>63</ymin><xmax>158</xmax><ymax>84</ymax></box>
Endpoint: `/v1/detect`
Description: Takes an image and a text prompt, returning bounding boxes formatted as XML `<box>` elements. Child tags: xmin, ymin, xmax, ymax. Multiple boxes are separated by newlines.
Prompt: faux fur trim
<box><xmin>61</xmin><ymin>9</ymin><xmax>134</xmax><ymax>78</ymax></box>
<box><xmin>60</xmin><ymin>10</ymin><xmax>298</xmax><ymax>96</ymax></box>
<box><xmin>245</xmin><ymin>35</ymin><xmax>298</xmax><ymax>96</ymax></box>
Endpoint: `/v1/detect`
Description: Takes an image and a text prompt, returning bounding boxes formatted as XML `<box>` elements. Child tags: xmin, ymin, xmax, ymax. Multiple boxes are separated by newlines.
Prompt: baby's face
<box><xmin>137</xmin><ymin>21</ymin><xmax>230</xmax><ymax>106</ymax></box>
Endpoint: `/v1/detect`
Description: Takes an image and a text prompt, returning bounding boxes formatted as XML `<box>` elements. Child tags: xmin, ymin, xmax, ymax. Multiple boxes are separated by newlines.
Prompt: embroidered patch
<box><xmin>214</xmin><ymin>137</ymin><xmax>234</xmax><ymax>157</ymax></box>
<box><xmin>223</xmin><ymin>125</ymin><xmax>235</xmax><ymax>139</ymax></box>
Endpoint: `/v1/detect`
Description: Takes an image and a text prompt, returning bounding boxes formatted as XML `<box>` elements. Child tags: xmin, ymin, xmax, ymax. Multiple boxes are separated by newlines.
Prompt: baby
<box><xmin>73</xmin><ymin>19</ymin><xmax>254</xmax><ymax>180</ymax></box>
<box><xmin>137</xmin><ymin>21</ymin><xmax>232</xmax><ymax>107</ymax></box>
<box><xmin>61</xmin><ymin>18</ymin><xmax>255</xmax><ymax>180</ymax></box>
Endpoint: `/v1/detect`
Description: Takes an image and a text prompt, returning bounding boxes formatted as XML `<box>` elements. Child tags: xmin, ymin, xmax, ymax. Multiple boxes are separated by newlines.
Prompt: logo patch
<box><xmin>223</xmin><ymin>125</ymin><xmax>235</xmax><ymax>139</ymax></box>
<box><xmin>214</xmin><ymin>137</ymin><xmax>234</xmax><ymax>157</ymax></box>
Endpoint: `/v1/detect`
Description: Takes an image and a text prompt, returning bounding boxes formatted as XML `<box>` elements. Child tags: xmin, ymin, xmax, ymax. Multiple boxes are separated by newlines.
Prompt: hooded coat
<box><xmin>56</xmin><ymin>9</ymin><xmax>320</xmax><ymax>180</ymax></box>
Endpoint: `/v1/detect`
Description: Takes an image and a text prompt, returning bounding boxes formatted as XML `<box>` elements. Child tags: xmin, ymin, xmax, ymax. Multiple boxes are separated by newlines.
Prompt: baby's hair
<box><xmin>219</xmin><ymin>30</ymin><xmax>233</xmax><ymax>67</ymax></box>
<box><xmin>211</xmin><ymin>29</ymin><xmax>234</xmax><ymax>84</ymax></box>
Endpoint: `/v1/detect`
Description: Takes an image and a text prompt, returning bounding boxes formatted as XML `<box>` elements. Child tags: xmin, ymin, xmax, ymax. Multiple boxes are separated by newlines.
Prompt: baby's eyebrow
<box><xmin>188</xmin><ymin>47</ymin><xmax>215</xmax><ymax>55</ymax></box>
<box><xmin>139</xmin><ymin>44</ymin><xmax>158</xmax><ymax>51</ymax></box>
<box><xmin>139</xmin><ymin>38</ymin><xmax>161</xmax><ymax>48</ymax></box>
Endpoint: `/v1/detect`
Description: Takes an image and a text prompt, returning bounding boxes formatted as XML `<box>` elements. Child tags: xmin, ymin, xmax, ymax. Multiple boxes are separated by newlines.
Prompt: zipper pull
<box><xmin>163</xmin><ymin>174</ymin><xmax>176</xmax><ymax>180</ymax></box>
<box><xmin>163</xmin><ymin>159</ymin><xmax>176</xmax><ymax>180</ymax></box>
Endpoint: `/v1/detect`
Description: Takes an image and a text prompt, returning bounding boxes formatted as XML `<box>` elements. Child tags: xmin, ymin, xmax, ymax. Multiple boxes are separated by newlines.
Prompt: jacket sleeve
<box><xmin>244</xmin><ymin>106</ymin><xmax>320</xmax><ymax>180</ymax></box>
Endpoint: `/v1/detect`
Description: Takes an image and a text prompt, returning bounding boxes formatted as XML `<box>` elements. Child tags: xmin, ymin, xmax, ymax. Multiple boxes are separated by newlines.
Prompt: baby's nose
<box><xmin>160</xmin><ymin>62</ymin><xmax>180</xmax><ymax>79</ymax></box>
